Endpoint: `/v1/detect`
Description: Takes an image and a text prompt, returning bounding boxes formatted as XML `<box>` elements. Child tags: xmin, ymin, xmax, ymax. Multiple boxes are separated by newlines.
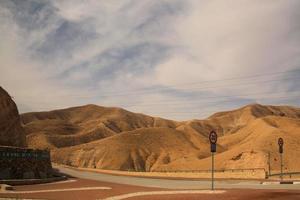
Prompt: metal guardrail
<box><xmin>269</xmin><ymin>172</ymin><xmax>300</xmax><ymax>177</ymax></box>
<box><xmin>124</xmin><ymin>168</ymin><xmax>266</xmax><ymax>173</ymax></box>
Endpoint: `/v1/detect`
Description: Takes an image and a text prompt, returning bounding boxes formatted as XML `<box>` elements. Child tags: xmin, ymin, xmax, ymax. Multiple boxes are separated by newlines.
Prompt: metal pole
<box><xmin>268</xmin><ymin>152</ymin><xmax>271</xmax><ymax>176</ymax></box>
<box><xmin>212</xmin><ymin>152</ymin><xmax>214</xmax><ymax>190</ymax></box>
<box><xmin>280</xmin><ymin>153</ymin><xmax>283</xmax><ymax>181</ymax></box>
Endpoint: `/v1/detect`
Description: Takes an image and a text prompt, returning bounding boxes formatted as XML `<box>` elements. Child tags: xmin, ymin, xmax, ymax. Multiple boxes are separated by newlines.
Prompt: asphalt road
<box><xmin>1</xmin><ymin>166</ymin><xmax>299</xmax><ymax>200</ymax></box>
<box><xmin>56</xmin><ymin>166</ymin><xmax>300</xmax><ymax>190</ymax></box>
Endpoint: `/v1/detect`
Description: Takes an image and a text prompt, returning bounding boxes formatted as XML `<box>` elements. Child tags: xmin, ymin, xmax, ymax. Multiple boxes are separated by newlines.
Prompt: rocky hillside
<box><xmin>22</xmin><ymin>103</ymin><xmax>300</xmax><ymax>172</ymax></box>
<box><xmin>21</xmin><ymin>104</ymin><xmax>177</xmax><ymax>149</ymax></box>
<box><xmin>51</xmin><ymin>127</ymin><xmax>215</xmax><ymax>171</ymax></box>
<box><xmin>0</xmin><ymin>87</ymin><xmax>26</xmax><ymax>147</ymax></box>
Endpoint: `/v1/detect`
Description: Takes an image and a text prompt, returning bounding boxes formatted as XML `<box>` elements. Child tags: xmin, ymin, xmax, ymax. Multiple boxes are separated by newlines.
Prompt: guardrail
<box><xmin>124</xmin><ymin>168</ymin><xmax>266</xmax><ymax>173</ymax></box>
<box><xmin>269</xmin><ymin>172</ymin><xmax>300</xmax><ymax>177</ymax></box>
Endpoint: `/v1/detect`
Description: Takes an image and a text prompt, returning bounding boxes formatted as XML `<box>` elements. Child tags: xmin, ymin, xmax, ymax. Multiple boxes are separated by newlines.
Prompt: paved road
<box><xmin>0</xmin><ymin>178</ymin><xmax>155</xmax><ymax>200</ymax></box>
<box><xmin>1</xmin><ymin>167</ymin><xmax>299</xmax><ymax>200</ymax></box>
<box><xmin>56</xmin><ymin>166</ymin><xmax>300</xmax><ymax>190</ymax></box>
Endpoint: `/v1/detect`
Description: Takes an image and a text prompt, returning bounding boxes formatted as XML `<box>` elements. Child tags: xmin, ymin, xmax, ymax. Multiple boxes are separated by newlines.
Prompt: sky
<box><xmin>0</xmin><ymin>0</ymin><xmax>300</xmax><ymax>120</ymax></box>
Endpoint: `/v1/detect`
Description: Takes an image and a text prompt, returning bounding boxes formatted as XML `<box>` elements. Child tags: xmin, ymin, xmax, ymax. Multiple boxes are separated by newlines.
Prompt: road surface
<box><xmin>0</xmin><ymin>166</ymin><xmax>299</xmax><ymax>200</ymax></box>
<box><xmin>56</xmin><ymin>165</ymin><xmax>300</xmax><ymax>190</ymax></box>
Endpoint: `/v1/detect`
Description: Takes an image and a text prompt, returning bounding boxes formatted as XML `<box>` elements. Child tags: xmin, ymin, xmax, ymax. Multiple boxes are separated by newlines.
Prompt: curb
<box><xmin>0</xmin><ymin>176</ymin><xmax>67</xmax><ymax>186</ymax></box>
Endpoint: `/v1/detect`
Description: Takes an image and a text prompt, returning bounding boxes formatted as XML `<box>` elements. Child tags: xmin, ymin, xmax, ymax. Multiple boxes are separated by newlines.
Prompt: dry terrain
<box><xmin>21</xmin><ymin>103</ymin><xmax>300</xmax><ymax>172</ymax></box>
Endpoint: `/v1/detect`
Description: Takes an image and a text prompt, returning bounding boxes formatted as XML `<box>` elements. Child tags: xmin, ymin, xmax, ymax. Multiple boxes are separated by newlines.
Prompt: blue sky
<box><xmin>0</xmin><ymin>0</ymin><xmax>300</xmax><ymax>120</ymax></box>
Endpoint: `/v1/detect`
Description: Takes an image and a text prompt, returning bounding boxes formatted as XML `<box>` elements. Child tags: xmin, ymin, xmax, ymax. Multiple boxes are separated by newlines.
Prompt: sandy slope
<box><xmin>51</xmin><ymin>127</ymin><xmax>208</xmax><ymax>171</ymax></box>
<box><xmin>21</xmin><ymin>103</ymin><xmax>300</xmax><ymax>172</ymax></box>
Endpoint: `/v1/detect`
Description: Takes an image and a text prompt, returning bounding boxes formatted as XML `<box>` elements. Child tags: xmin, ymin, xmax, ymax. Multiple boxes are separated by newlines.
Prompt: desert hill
<box><xmin>172</xmin><ymin>104</ymin><xmax>300</xmax><ymax>171</ymax></box>
<box><xmin>51</xmin><ymin>127</ymin><xmax>216</xmax><ymax>171</ymax></box>
<box><xmin>21</xmin><ymin>103</ymin><xmax>300</xmax><ymax>172</ymax></box>
<box><xmin>21</xmin><ymin>104</ymin><xmax>177</xmax><ymax>149</ymax></box>
<box><xmin>0</xmin><ymin>87</ymin><xmax>26</xmax><ymax>147</ymax></box>
<box><xmin>172</xmin><ymin>115</ymin><xmax>300</xmax><ymax>172</ymax></box>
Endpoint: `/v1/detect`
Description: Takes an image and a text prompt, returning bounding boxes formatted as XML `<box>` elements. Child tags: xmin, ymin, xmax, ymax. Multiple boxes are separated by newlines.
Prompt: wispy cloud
<box><xmin>0</xmin><ymin>0</ymin><xmax>299</xmax><ymax>120</ymax></box>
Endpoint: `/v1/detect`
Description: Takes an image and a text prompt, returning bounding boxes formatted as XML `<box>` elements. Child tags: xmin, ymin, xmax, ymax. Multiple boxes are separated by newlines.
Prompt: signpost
<box><xmin>278</xmin><ymin>137</ymin><xmax>284</xmax><ymax>181</ymax></box>
<box><xmin>209</xmin><ymin>131</ymin><xmax>217</xmax><ymax>190</ymax></box>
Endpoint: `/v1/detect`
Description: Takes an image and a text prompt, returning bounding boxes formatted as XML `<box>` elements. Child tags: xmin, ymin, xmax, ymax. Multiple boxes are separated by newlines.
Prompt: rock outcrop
<box><xmin>0</xmin><ymin>87</ymin><xmax>54</xmax><ymax>180</ymax></box>
<box><xmin>0</xmin><ymin>87</ymin><xmax>26</xmax><ymax>147</ymax></box>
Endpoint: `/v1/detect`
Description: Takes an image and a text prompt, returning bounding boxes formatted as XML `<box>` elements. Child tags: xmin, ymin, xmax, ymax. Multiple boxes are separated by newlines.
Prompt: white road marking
<box><xmin>100</xmin><ymin>190</ymin><xmax>226</xmax><ymax>200</ymax></box>
<box><xmin>39</xmin><ymin>179</ymin><xmax>77</xmax><ymax>185</ymax></box>
<box><xmin>1</xmin><ymin>186</ymin><xmax>111</xmax><ymax>194</ymax></box>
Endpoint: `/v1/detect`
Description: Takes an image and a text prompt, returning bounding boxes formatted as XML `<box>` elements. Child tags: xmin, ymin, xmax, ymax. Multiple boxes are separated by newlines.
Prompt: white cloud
<box><xmin>155</xmin><ymin>0</ymin><xmax>300</xmax><ymax>86</ymax></box>
<box><xmin>0</xmin><ymin>0</ymin><xmax>299</xmax><ymax>120</ymax></box>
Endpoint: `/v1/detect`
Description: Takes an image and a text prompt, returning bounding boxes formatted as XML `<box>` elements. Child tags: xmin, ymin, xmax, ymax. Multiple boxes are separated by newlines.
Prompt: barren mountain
<box><xmin>51</xmin><ymin>127</ymin><xmax>214</xmax><ymax>171</ymax></box>
<box><xmin>0</xmin><ymin>87</ymin><xmax>26</xmax><ymax>147</ymax></box>
<box><xmin>22</xmin><ymin>103</ymin><xmax>300</xmax><ymax>172</ymax></box>
<box><xmin>21</xmin><ymin>104</ymin><xmax>177</xmax><ymax>149</ymax></box>
<box><xmin>173</xmin><ymin>104</ymin><xmax>300</xmax><ymax>171</ymax></box>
